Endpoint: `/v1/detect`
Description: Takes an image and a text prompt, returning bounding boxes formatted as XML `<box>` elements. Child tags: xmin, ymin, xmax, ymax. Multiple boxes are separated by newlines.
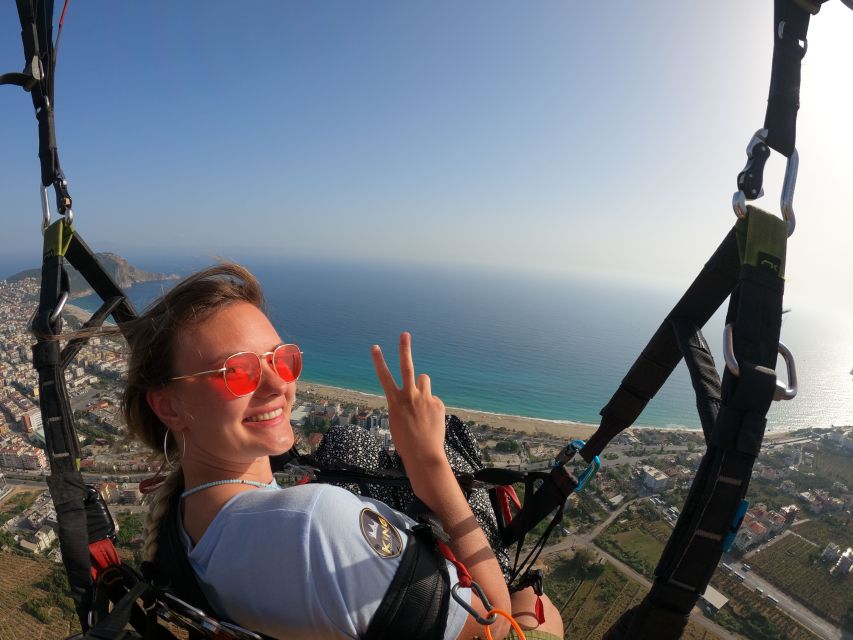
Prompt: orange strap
<box><xmin>484</xmin><ymin>608</ymin><xmax>527</xmax><ymax>640</ymax></box>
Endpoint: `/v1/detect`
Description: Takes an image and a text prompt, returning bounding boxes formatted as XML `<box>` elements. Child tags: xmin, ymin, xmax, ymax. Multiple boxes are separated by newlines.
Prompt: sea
<box><xmin>66</xmin><ymin>255</ymin><xmax>853</xmax><ymax>434</ymax></box>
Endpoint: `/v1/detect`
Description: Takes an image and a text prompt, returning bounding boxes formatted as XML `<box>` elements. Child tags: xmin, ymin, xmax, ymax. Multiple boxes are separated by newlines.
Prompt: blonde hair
<box><xmin>118</xmin><ymin>263</ymin><xmax>265</xmax><ymax>560</ymax></box>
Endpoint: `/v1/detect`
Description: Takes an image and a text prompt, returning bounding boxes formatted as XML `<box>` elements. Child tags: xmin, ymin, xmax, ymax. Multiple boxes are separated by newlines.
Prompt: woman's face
<box><xmin>158</xmin><ymin>301</ymin><xmax>296</xmax><ymax>466</ymax></box>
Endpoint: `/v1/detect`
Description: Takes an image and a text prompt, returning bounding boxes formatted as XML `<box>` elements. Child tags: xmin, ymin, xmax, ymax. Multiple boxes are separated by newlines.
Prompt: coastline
<box><xmin>60</xmin><ymin>304</ymin><xmax>816</xmax><ymax>442</ymax></box>
<box><xmin>298</xmin><ymin>380</ymin><xmax>597</xmax><ymax>440</ymax></box>
<box><xmin>63</xmin><ymin>303</ymin><xmax>94</xmax><ymax>324</ymax></box>
<box><xmin>297</xmin><ymin>381</ymin><xmax>796</xmax><ymax>442</ymax></box>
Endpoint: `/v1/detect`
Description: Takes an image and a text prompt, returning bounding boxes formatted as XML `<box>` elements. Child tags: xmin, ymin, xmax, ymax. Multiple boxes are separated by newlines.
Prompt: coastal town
<box><xmin>1</xmin><ymin>273</ymin><xmax>852</xmax><ymax>640</ymax></box>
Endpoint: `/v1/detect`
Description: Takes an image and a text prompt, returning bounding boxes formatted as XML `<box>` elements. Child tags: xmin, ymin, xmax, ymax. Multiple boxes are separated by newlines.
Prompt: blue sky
<box><xmin>1</xmin><ymin>1</ymin><xmax>851</xmax><ymax>310</ymax></box>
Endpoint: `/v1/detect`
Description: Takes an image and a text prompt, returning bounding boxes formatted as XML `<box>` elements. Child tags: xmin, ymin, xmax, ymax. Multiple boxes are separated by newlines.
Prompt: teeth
<box><xmin>246</xmin><ymin>408</ymin><xmax>283</xmax><ymax>423</ymax></box>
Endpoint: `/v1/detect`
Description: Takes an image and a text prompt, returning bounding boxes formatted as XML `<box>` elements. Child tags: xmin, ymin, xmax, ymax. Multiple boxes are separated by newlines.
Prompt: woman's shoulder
<box><xmin>219</xmin><ymin>482</ymin><xmax>409</xmax><ymax>527</ymax></box>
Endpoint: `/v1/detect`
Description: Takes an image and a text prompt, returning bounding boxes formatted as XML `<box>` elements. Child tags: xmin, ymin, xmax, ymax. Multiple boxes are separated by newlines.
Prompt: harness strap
<box><xmin>763</xmin><ymin>0</ymin><xmax>826</xmax><ymax>157</ymax></box>
<box><xmin>365</xmin><ymin>524</ymin><xmax>451</xmax><ymax>640</ymax></box>
<box><xmin>581</xmin><ymin>225</ymin><xmax>741</xmax><ymax>461</ymax></box>
<box><xmin>609</xmin><ymin>208</ymin><xmax>787</xmax><ymax>639</ymax></box>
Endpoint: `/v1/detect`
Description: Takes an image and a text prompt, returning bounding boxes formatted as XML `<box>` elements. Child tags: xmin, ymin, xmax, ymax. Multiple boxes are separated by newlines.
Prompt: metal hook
<box><xmin>41</xmin><ymin>185</ymin><xmax>51</xmax><ymax>233</ymax></box>
<box><xmin>723</xmin><ymin>324</ymin><xmax>798</xmax><ymax>401</ymax></box>
<box><xmin>40</xmin><ymin>183</ymin><xmax>73</xmax><ymax>234</ymax></box>
<box><xmin>49</xmin><ymin>292</ymin><xmax>68</xmax><ymax>324</ymax></box>
<box><xmin>732</xmin><ymin>130</ymin><xmax>797</xmax><ymax>237</ymax></box>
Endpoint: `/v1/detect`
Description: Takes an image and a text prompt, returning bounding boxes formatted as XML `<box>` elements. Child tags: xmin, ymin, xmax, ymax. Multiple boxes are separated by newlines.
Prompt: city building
<box><xmin>641</xmin><ymin>465</ymin><xmax>670</xmax><ymax>491</ymax></box>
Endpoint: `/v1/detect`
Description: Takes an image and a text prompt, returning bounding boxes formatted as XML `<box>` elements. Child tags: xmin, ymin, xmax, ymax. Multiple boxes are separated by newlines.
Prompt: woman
<box><xmin>125</xmin><ymin>263</ymin><xmax>563</xmax><ymax>640</ymax></box>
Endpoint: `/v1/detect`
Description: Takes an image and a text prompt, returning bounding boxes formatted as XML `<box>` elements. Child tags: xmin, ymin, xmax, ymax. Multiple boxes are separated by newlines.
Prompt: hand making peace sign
<box><xmin>371</xmin><ymin>332</ymin><xmax>448</xmax><ymax>470</ymax></box>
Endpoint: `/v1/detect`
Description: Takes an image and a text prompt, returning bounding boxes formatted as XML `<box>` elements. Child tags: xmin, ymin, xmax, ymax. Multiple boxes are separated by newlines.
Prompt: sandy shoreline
<box><xmin>63</xmin><ymin>303</ymin><xmax>99</xmax><ymax>324</ymax></box>
<box><xmin>61</xmin><ymin>304</ymin><xmax>806</xmax><ymax>442</ymax></box>
<box><xmin>298</xmin><ymin>380</ymin><xmax>597</xmax><ymax>440</ymax></box>
<box><xmin>297</xmin><ymin>381</ymin><xmax>800</xmax><ymax>442</ymax></box>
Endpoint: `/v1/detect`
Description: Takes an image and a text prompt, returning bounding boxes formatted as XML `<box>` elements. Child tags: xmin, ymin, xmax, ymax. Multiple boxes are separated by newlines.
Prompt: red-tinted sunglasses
<box><xmin>170</xmin><ymin>344</ymin><xmax>303</xmax><ymax>398</ymax></box>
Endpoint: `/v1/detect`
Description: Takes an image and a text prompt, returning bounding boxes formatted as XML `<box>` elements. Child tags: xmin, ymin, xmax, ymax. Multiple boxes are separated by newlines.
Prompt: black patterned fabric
<box><xmin>313</xmin><ymin>415</ymin><xmax>512</xmax><ymax>581</ymax></box>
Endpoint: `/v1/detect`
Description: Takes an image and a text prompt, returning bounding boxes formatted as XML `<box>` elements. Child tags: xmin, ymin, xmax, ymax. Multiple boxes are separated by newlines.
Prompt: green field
<box><xmin>595</xmin><ymin>510</ymin><xmax>671</xmax><ymax>579</ymax></box>
<box><xmin>814</xmin><ymin>448</ymin><xmax>853</xmax><ymax>487</ymax></box>
<box><xmin>792</xmin><ymin>517</ymin><xmax>853</xmax><ymax>550</ymax></box>
<box><xmin>750</xmin><ymin>534</ymin><xmax>853</xmax><ymax>629</ymax></box>
<box><xmin>711</xmin><ymin>570</ymin><xmax>820</xmax><ymax>640</ymax></box>
<box><xmin>0</xmin><ymin>553</ymin><xmax>79</xmax><ymax>640</ymax></box>
<box><xmin>547</xmin><ymin>553</ymin><xmax>719</xmax><ymax>639</ymax></box>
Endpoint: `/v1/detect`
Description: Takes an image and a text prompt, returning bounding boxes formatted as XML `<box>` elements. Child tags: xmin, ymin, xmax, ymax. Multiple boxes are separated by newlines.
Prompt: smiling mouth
<box><xmin>245</xmin><ymin>408</ymin><xmax>284</xmax><ymax>423</ymax></box>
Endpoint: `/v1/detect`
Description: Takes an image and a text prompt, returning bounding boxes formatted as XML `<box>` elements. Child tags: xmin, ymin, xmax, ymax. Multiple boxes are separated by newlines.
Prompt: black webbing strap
<box><xmin>30</xmin><ymin>222</ymin><xmax>137</xmax><ymax>630</ymax></box>
<box><xmin>736</xmin><ymin>0</ymin><xmax>827</xmax><ymax>203</ymax></box>
<box><xmin>65</xmin><ymin>234</ymin><xmax>138</xmax><ymax>323</ymax></box>
<box><xmin>670</xmin><ymin>318</ymin><xmax>721</xmax><ymax>441</ymax></box>
<box><xmin>763</xmin><ymin>0</ymin><xmax>827</xmax><ymax>158</ymax></box>
<box><xmin>85</xmin><ymin>564</ymin><xmax>178</xmax><ymax>640</ymax></box>
<box><xmin>364</xmin><ymin>524</ymin><xmax>451</xmax><ymax>640</ymax></box>
<box><xmin>146</xmin><ymin>486</ymin><xmax>216</xmax><ymax>617</ymax></box>
<box><xmin>13</xmin><ymin>0</ymin><xmax>73</xmax><ymax>213</ymax></box>
<box><xmin>608</xmin><ymin>208</ymin><xmax>787</xmax><ymax>639</ymax></box>
<box><xmin>580</xmin><ymin>225</ymin><xmax>741</xmax><ymax>461</ymax></box>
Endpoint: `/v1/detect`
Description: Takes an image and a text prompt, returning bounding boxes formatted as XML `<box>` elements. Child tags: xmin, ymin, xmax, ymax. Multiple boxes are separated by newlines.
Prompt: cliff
<box><xmin>8</xmin><ymin>253</ymin><xmax>179</xmax><ymax>297</ymax></box>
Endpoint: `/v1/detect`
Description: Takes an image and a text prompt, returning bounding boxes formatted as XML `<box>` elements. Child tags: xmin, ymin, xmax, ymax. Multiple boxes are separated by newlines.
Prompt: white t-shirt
<box><xmin>180</xmin><ymin>482</ymin><xmax>470</xmax><ymax>640</ymax></box>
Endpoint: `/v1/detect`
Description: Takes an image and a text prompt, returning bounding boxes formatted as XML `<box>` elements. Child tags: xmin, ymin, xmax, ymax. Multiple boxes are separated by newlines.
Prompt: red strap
<box><xmin>495</xmin><ymin>485</ymin><xmax>522</xmax><ymax>525</ymax></box>
<box><xmin>296</xmin><ymin>475</ymin><xmax>311</xmax><ymax>485</ymax></box>
<box><xmin>535</xmin><ymin>595</ymin><xmax>545</xmax><ymax>625</ymax></box>
<box><xmin>436</xmin><ymin>540</ymin><xmax>473</xmax><ymax>588</ymax></box>
<box><xmin>89</xmin><ymin>538</ymin><xmax>121</xmax><ymax>580</ymax></box>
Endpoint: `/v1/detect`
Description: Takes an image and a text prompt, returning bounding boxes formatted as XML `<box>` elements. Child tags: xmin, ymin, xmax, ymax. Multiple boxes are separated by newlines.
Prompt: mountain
<box><xmin>7</xmin><ymin>253</ymin><xmax>179</xmax><ymax>297</ymax></box>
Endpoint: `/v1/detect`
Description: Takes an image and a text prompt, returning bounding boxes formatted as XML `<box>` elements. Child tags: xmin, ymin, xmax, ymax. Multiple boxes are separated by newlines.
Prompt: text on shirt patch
<box><xmin>359</xmin><ymin>508</ymin><xmax>403</xmax><ymax>559</ymax></box>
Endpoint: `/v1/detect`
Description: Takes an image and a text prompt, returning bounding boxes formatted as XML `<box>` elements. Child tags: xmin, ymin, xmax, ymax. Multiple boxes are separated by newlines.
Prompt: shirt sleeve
<box><xmin>306</xmin><ymin>485</ymin><xmax>471</xmax><ymax>640</ymax></box>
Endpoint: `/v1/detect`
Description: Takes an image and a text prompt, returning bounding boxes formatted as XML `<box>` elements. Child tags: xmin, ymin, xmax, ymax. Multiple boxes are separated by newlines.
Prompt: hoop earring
<box><xmin>163</xmin><ymin>430</ymin><xmax>186</xmax><ymax>468</ymax></box>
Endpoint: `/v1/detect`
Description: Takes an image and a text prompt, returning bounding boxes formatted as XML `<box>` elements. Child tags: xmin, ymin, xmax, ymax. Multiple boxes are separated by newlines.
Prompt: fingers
<box><xmin>371</xmin><ymin>345</ymin><xmax>398</xmax><ymax>395</ymax></box>
<box><xmin>417</xmin><ymin>373</ymin><xmax>431</xmax><ymax>396</ymax></box>
<box><xmin>398</xmin><ymin>332</ymin><xmax>416</xmax><ymax>389</ymax></box>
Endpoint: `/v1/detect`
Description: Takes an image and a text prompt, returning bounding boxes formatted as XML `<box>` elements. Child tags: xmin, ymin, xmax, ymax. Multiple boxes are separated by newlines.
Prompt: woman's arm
<box><xmin>371</xmin><ymin>333</ymin><xmax>511</xmax><ymax>639</ymax></box>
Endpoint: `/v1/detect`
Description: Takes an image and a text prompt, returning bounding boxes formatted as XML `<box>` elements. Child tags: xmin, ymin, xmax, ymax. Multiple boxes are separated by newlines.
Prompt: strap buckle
<box><xmin>732</xmin><ymin>129</ymin><xmax>797</xmax><ymax>237</ymax></box>
<box><xmin>723</xmin><ymin>324</ymin><xmax>798</xmax><ymax>400</ymax></box>
<box><xmin>553</xmin><ymin>439</ymin><xmax>600</xmax><ymax>492</ymax></box>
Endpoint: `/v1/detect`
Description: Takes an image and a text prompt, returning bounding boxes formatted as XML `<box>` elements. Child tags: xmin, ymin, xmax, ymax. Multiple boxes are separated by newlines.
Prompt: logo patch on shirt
<box><xmin>359</xmin><ymin>508</ymin><xmax>403</xmax><ymax>559</ymax></box>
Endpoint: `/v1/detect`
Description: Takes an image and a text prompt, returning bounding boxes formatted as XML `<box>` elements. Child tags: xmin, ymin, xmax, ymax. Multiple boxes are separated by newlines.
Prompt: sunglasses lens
<box><xmin>273</xmin><ymin>344</ymin><xmax>302</xmax><ymax>382</ymax></box>
<box><xmin>223</xmin><ymin>353</ymin><xmax>262</xmax><ymax>396</ymax></box>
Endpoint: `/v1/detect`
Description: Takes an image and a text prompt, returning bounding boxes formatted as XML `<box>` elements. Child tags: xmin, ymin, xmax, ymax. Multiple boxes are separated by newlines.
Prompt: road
<box><xmin>730</xmin><ymin>533</ymin><xmax>849</xmax><ymax>640</ymax></box>
<box><xmin>539</xmin><ymin>495</ymin><xmax>848</xmax><ymax>640</ymax></box>
<box><xmin>538</xmin><ymin>496</ymin><xmax>738</xmax><ymax>640</ymax></box>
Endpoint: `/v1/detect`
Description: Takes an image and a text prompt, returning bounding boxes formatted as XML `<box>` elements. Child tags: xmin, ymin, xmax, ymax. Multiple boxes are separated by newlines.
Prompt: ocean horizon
<box><xmin>63</xmin><ymin>255</ymin><xmax>853</xmax><ymax>434</ymax></box>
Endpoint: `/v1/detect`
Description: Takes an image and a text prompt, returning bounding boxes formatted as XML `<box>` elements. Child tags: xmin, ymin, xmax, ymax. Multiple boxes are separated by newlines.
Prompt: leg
<box><xmin>510</xmin><ymin>587</ymin><xmax>564</xmax><ymax>639</ymax></box>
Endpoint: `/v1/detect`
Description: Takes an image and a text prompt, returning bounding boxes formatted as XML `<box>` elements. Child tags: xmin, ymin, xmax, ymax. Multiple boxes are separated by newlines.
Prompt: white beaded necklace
<box><xmin>180</xmin><ymin>477</ymin><xmax>278</xmax><ymax>500</ymax></box>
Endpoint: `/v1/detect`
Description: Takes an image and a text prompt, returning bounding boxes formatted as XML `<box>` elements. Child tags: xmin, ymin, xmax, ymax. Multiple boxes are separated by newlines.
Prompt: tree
<box><xmin>495</xmin><ymin>440</ymin><xmax>520</xmax><ymax>453</ymax></box>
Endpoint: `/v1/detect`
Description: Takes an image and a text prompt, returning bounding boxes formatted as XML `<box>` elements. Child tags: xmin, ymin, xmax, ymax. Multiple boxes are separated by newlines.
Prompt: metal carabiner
<box><xmin>41</xmin><ymin>185</ymin><xmax>51</xmax><ymax>233</ymax></box>
<box><xmin>451</xmin><ymin>582</ymin><xmax>498</xmax><ymax>626</ymax></box>
<box><xmin>723</xmin><ymin>324</ymin><xmax>798</xmax><ymax>401</ymax></box>
<box><xmin>40</xmin><ymin>182</ymin><xmax>74</xmax><ymax>235</ymax></box>
<box><xmin>732</xmin><ymin>129</ymin><xmax>797</xmax><ymax>237</ymax></box>
<box><xmin>553</xmin><ymin>439</ymin><xmax>601</xmax><ymax>492</ymax></box>
<box><xmin>49</xmin><ymin>291</ymin><xmax>69</xmax><ymax>325</ymax></box>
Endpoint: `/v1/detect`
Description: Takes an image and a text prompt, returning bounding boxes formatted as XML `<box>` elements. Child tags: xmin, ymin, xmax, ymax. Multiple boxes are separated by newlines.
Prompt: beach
<box><xmin>298</xmin><ymin>380</ymin><xmax>597</xmax><ymax>440</ymax></box>
<box><xmin>63</xmin><ymin>303</ymin><xmax>804</xmax><ymax>443</ymax></box>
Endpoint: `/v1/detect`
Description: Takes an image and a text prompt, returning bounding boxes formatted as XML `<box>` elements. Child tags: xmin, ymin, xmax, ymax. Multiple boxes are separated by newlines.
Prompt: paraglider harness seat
<box><xmin>143</xmin><ymin>477</ymin><xmax>455</xmax><ymax>640</ymax></box>
<box><xmin>140</xmin><ymin>446</ymin><xmax>595</xmax><ymax>639</ymax></box>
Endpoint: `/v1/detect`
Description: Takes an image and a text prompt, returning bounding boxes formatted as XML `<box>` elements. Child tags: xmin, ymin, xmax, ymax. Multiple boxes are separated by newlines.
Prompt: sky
<box><xmin>1</xmin><ymin>1</ymin><xmax>851</xmax><ymax>310</ymax></box>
